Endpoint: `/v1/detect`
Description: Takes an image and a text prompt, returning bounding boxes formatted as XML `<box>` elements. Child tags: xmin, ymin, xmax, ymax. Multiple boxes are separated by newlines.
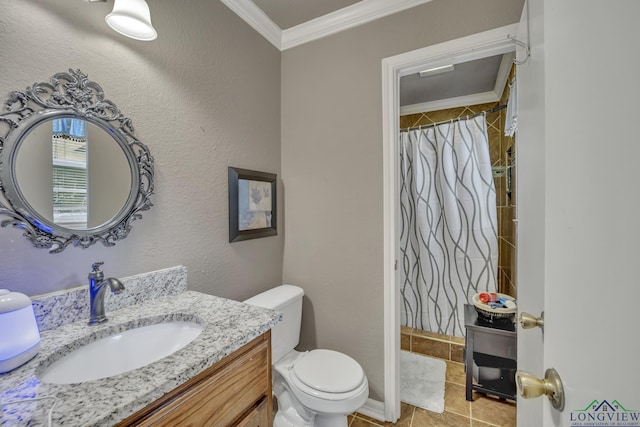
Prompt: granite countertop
<box><xmin>0</xmin><ymin>291</ymin><xmax>281</xmax><ymax>426</ymax></box>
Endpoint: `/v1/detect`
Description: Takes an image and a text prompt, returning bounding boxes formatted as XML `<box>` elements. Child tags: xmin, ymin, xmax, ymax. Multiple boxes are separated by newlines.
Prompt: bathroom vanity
<box><xmin>0</xmin><ymin>275</ymin><xmax>280</xmax><ymax>426</ymax></box>
<box><xmin>118</xmin><ymin>332</ymin><xmax>271</xmax><ymax>426</ymax></box>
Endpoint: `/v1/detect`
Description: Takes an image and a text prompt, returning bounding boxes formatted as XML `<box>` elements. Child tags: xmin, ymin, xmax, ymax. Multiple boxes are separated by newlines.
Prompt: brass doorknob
<box><xmin>519</xmin><ymin>311</ymin><xmax>544</xmax><ymax>331</ymax></box>
<box><xmin>516</xmin><ymin>368</ymin><xmax>565</xmax><ymax>411</ymax></box>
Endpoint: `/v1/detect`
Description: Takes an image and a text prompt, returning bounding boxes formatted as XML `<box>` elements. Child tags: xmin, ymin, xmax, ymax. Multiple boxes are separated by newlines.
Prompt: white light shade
<box><xmin>106</xmin><ymin>0</ymin><xmax>157</xmax><ymax>41</ymax></box>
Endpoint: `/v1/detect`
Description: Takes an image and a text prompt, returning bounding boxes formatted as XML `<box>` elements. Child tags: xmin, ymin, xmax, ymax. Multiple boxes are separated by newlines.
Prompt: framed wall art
<box><xmin>228</xmin><ymin>167</ymin><xmax>277</xmax><ymax>242</ymax></box>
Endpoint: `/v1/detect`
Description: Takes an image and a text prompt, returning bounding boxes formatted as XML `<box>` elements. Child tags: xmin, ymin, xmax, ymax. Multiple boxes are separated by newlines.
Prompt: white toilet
<box><xmin>244</xmin><ymin>285</ymin><xmax>369</xmax><ymax>427</ymax></box>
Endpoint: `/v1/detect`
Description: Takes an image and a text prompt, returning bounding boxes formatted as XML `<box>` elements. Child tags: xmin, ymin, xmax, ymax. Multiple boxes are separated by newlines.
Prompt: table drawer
<box><xmin>471</xmin><ymin>330</ymin><xmax>516</xmax><ymax>359</ymax></box>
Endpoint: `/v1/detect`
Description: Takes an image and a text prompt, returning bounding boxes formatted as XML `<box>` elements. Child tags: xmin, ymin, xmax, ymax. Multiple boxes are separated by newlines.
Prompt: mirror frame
<box><xmin>0</xmin><ymin>69</ymin><xmax>154</xmax><ymax>253</ymax></box>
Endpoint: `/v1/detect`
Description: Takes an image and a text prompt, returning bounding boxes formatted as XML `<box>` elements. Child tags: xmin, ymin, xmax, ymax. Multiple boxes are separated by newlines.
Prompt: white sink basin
<box><xmin>39</xmin><ymin>321</ymin><xmax>203</xmax><ymax>384</ymax></box>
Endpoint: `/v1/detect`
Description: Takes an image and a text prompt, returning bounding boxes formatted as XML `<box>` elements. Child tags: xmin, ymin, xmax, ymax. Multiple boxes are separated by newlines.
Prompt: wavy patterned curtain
<box><xmin>399</xmin><ymin>115</ymin><xmax>498</xmax><ymax>337</ymax></box>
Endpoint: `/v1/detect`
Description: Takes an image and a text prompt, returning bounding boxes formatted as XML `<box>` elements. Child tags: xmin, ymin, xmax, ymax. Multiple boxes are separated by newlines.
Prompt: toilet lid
<box><xmin>292</xmin><ymin>349</ymin><xmax>364</xmax><ymax>393</ymax></box>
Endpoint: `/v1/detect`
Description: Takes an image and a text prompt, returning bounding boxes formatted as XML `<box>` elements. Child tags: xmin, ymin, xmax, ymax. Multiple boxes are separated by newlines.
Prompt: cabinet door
<box><xmin>235</xmin><ymin>398</ymin><xmax>269</xmax><ymax>427</ymax></box>
<box><xmin>120</xmin><ymin>333</ymin><xmax>271</xmax><ymax>427</ymax></box>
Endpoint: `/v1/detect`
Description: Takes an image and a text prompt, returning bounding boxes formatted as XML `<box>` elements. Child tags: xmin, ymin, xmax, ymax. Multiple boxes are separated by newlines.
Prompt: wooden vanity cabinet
<box><xmin>117</xmin><ymin>331</ymin><xmax>272</xmax><ymax>427</ymax></box>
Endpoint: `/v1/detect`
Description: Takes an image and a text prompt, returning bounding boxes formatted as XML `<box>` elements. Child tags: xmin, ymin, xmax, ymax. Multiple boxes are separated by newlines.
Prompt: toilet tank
<box><xmin>244</xmin><ymin>285</ymin><xmax>304</xmax><ymax>363</ymax></box>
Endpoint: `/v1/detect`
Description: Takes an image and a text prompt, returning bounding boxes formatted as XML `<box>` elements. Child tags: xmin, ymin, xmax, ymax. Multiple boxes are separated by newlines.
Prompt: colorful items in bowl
<box><xmin>472</xmin><ymin>292</ymin><xmax>517</xmax><ymax>323</ymax></box>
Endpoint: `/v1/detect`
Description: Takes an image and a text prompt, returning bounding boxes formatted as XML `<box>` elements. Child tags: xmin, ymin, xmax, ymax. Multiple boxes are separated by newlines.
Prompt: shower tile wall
<box><xmin>498</xmin><ymin>65</ymin><xmax>517</xmax><ymax>298</ymax></box>
<box><xmin>399</xmin><ymin>66</ymin><xmax>517</xmax><ymax>344</ymax></box>
<box><xmin>401</xmin><ymin>326</ymin><xmax>465</xmax><ymax>363</ymax></box>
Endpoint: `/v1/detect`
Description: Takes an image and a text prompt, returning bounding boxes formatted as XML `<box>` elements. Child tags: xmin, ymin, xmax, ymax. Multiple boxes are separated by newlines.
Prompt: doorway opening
<box><xmin>381</xmin><ymin>23</ymin><xmax>521</xmax><ymax>422</ymax></box>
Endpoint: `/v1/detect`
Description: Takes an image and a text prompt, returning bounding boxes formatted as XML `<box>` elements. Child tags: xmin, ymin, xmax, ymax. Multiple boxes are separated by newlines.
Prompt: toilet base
<box><xmin>314</xmin><ymin>414</ymin><xmax>349</xmax><ymax>427</ymax></box>
<box><xmin>273</xmin><ymin>408</ymin><xmax>312</xmax><ymax>427</ymax></box>
<box><xmin>273</xmin><ymin>380</ymin><xmax>314</xmax><ymax>427</ymax></box>
<box><xmin>273</xmin><ymin>409</ymin><xmax>349</xmax><ymax>427</ymax></box>
<box><xmin>272</xmin><ymin>376</ymin><xmax>352</xmax><ymax>427</ymax></box>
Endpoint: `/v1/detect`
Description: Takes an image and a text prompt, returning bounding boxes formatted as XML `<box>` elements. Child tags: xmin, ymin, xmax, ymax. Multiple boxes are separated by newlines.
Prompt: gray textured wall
<box><xmin>281</xmin><ymin>0</ymin><xmax>524</xmax><ymax>401</ymax></box>
<box><xmin>0</xmin><ymin>0</ymin><xmax>283</xmax><ymax>301</ymax></box>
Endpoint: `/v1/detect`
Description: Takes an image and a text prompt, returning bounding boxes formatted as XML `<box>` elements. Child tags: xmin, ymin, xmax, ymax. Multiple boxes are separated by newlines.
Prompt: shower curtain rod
<box><xmin>400</xmin><ymin>104</ymin><xmax>507</xmax><ymax>133</ymax></box>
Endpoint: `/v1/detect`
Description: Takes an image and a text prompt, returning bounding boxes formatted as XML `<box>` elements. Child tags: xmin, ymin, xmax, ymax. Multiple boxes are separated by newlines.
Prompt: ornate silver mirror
<box><xmin>0</xmin><ymin>69</ymin><xmax>154</xmax><ymax>253</ymax></box>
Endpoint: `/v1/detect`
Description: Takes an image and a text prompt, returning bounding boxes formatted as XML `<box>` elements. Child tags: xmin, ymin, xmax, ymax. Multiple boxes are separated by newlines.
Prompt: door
<box><xmin>382</xmin><ymin>23</ymin><xmax>520</xmax><ymax>422</ymax></box>
<box><xmin>516</xmin><ymin>1</ymin><xmax>640</xmax><ymax>425</ymax></box>
<box><xmin>515</xmin><ymin>0</ymin><xmax>545</xmax><ymax>424</ymax></box>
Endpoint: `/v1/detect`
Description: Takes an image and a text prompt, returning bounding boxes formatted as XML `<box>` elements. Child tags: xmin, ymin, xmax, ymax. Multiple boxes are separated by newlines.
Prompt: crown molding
<box><xmin>281</xmin><ymin>0</ymin><xmax>434</xmax><ymax>50</ymax></box>
<box><xmin>222</xmin><ymin>0</ymin><xmax>434</xmax><ymax>51</ymax></box>
<box><xmin>221</xmin><ymin>0</ymin><xmax>282</xmax><ymax>49</ymax></box>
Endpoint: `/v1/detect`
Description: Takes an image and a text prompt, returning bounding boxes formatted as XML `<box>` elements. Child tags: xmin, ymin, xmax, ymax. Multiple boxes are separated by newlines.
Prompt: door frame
<box><xmin>381</xmin><ymin>23</ymin><xmax>519</xmax><ymax>422</ymax></box>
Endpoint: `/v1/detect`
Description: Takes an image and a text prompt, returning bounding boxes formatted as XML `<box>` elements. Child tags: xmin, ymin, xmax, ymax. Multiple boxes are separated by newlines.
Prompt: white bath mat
<box><xmin>400</xmin><ymin>350</ymin><xmax>446</xmax><ymax>413</ymax></box>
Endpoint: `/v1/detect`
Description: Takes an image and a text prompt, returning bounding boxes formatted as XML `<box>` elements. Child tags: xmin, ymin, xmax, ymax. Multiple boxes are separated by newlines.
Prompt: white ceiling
<box><xmin>399</xmin><ymin>52</ymin><xmax>514</xmax><ymax>112</ymax></box>
<box><xmin>222</xmin><ymin>0</ymin><xmax>515</xmax><ymax>111</ymax></box>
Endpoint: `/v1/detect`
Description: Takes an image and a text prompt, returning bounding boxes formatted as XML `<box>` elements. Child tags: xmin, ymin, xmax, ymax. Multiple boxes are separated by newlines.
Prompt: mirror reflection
<box><xmin>15</xmin><ymin>118</ymin><xmax>132</xmax><ymax>230</ymax></box>
<box><xmin>0</xmin><ymin>69</ymin><xmax>154</xmax><ymax>252</ymax></box>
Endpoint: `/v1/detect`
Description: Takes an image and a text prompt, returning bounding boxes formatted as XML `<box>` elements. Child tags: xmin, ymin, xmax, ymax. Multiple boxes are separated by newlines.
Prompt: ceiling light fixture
<box><xmin>418</xmin><ymin>64</ymin><xmax>455</xmax><ymax>77</ymax></box>
<box><xmin>105</xmin><ymin>0</ymin><xmax>157</xmax><ymax>41</ymax></box>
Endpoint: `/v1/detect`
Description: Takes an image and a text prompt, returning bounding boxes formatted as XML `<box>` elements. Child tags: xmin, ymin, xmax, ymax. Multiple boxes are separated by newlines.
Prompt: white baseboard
<box><xmin>357</xmin><ymin>398</ymin><xmax>386</xmax><ymax>422</ymax></box>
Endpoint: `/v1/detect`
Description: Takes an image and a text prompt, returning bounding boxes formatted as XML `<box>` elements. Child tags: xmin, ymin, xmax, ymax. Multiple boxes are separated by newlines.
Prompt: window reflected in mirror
<box><xmin>14</xmin><ymin>117</ymin><xmax>132</xmax><ymax>231</ymax></box>
<box><xmin>52</xmin><ymin>118</ymin><xmax>88</xmax><ymax>229</ymax></box>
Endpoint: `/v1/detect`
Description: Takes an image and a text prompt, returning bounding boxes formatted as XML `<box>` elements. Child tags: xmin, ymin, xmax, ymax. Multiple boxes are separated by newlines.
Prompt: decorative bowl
<box><xmin>471</xmin><ymin>293</ymin><xmax>517</xmax><ymax>323</ymax></box>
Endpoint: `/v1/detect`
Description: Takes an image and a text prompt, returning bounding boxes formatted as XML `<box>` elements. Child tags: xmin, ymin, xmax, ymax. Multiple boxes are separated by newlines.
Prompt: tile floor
<box><xmin>348</xmin><ymin>360</ymin><xmax>516</xmax><ymax>427</ymax></box>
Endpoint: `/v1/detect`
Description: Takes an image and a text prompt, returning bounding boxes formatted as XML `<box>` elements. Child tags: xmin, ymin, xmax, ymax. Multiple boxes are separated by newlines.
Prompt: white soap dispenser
<box><xmin>0</xmin><ymin>289</ymin><xmax>41</xmax><ymax>373</ymax></box>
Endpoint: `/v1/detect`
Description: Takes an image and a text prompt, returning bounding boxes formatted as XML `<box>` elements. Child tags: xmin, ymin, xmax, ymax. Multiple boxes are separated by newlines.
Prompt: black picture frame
<box><xmin>228</xmin><ymin>167</ymin><xmax>277</xmax><ymax>242</ymax></box>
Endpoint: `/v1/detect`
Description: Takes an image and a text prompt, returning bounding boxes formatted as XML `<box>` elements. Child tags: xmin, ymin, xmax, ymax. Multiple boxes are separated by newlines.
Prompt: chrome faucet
<box><xmin>88</xmin><ymin>261</ymin><xmax>125</xmax><ymax>325</ymax></box>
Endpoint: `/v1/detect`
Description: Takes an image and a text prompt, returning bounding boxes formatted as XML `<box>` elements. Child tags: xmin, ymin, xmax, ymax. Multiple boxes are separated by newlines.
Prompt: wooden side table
<box><xmin>464</xmin><ymin>304</ymin><xmax>517</xmax><ymax>401</ymax></box>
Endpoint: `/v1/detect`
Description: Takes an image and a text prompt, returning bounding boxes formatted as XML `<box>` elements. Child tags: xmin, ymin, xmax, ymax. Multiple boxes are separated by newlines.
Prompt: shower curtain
<box><xmin>399</xmin><ymin>115</ymin><xmax>498</xmax><ymax>337</ymax></box>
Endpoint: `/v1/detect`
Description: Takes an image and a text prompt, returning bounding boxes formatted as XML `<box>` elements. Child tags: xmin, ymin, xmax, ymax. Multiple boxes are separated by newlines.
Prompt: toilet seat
<box><xmin>288</xmin><ymin>349</ymin><xmax>366</xmax><ymax>400</ymax></box>
<box><xmin>245</xmin><ymin>285</ymin><xmax>369</xmax><ymax>426</ymax></box>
